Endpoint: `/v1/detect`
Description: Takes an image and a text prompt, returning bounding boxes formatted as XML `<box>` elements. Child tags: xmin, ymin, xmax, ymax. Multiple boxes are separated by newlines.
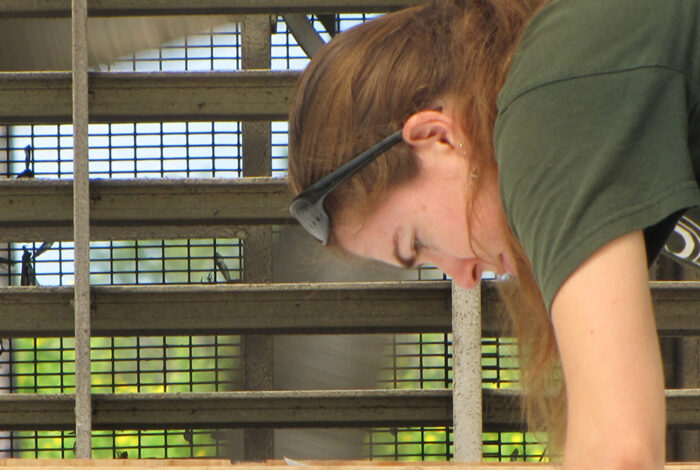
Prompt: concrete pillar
<box><xmin>241</xmin><ymin>15</ymin><xmax>274</xmax><ymax>462</ymax></box>
<box><xmin>71</xmin><ymin>0</ymin><xmax>92</xmax><ymax>458</ymax></box>
<box><xmin>653</xmin><ymin>255</ymin><xmax>700</xmax><ymax>461</ymax></box>
<box><xmin>451</xmin><ymin>283</ymin><xmax>482</xmax><ymax>462</ymax></box>
<box><xmin>0</xmin><ymin>126</ymin><xmax>10</xmax><ymax>457</ymax></box>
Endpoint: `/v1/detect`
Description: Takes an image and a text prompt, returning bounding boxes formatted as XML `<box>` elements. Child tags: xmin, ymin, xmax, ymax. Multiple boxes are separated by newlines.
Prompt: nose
<box><xmin>426</xmin><ymin>253</ymin><xmax>481</xmax><ymax>289</ymax></box>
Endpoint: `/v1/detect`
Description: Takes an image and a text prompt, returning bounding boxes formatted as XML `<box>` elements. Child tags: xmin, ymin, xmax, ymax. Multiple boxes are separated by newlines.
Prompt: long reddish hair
<box><xmin>288</xmin><ymin>0</ymin><xmax>563</xmax><ymax>453</ymax></box>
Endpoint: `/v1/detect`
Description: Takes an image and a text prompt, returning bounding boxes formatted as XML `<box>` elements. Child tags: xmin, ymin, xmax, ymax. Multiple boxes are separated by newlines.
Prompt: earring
<box><xmin>459</xmin><ymin>143</ymin><xmax>478</xmax><ymax>180</ymax></box>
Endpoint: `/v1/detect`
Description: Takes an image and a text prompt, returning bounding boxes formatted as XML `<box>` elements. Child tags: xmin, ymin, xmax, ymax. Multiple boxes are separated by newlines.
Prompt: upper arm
<box><xmin>551</xmin><ymin>230</ymin><xmax>665</xmax><ymax>468</ymax></box>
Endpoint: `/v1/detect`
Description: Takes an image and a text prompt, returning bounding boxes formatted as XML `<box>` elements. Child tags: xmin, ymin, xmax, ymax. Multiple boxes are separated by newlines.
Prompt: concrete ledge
<box><xmin>0</xmin><ymin>389</ymin><xmax>454</xmax><ymax>430</ymax></box>
<box><xmin>0</xmin><ymin>282</ymin><xmax>453</xmax><ymax>336</ymax></box>
<box><xmin>0</xmin><ymin>0</ymin><xmax>426</xmax><ymax>17</ymax></box>
<box><xmin>0</xmin><ymin>177</ymin><xmax>291</xmax><ymax>241</ymax></box>
<box><xmin>0</xmin><ymin>462</ymin><xmax>694</xmax><ymax>470</ymax></box>
<box><xmin>0</xmin><ymin>71</ymin><xmax>297</xmax><ymax>124</ymax></box>
<box><xmin>0</xmin><ymin>281</ymin><xmax>698</xmax><ymax>337</ymax></box>
<box><xmin>0</xmin><ymin>388</ymin><xmax>696</xmax><ymax>431</ymax></box>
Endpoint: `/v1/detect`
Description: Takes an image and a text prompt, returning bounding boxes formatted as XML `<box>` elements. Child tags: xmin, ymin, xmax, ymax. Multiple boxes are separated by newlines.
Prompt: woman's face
<box><xmin>334</xmin><ymin>141</ymin><xmax>515</xmax><ymax>288</ymax></box>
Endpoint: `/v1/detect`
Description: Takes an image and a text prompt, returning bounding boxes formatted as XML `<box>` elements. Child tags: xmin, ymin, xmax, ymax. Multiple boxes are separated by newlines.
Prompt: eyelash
<box><xmin>413</xmin><ymin>237</ymin><xmax>424</xmax><ymax>255</ymax></box>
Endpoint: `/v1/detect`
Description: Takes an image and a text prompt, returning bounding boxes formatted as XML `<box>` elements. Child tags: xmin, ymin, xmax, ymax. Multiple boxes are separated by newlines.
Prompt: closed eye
<box><xmin>413</xmin><ymin>237</ymin><xmax>423</xmax><ymax>254</ymax></box>
<box><xmin>393</xmin><ymin>232</ymin><xmax>417</xmax><ymax>268</ymax></box>
<box><xmin>411</xmin><ymin>236</ymin><xmax>425</xmax><ymax>267</ymax></box>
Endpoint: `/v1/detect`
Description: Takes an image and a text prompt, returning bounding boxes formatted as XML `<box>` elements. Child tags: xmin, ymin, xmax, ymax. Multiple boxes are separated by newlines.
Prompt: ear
<box><xmin>402</xmin><ymin>110</ymin><xmax>459</xmax><ymax>152</ymax></box>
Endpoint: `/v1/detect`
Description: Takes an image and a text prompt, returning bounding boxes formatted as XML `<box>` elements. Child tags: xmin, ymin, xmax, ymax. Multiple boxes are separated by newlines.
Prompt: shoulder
<box><xmin>492</xmin><ymin>48</ymin><xmax>700</xmax><ymax>310</ymax></box>
<box><xmin>498</xmin><ymin>0</ymin><xmax>700</xmax><ymax>112</ymax></box>
<box><xmin>491</xmin><ymin>0</ymin><xmax>700</xmax><ymax>309</ymax></box>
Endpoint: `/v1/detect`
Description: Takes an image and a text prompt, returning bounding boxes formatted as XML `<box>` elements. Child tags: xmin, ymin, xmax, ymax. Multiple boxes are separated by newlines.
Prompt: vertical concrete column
<box><xmin>0</xmin><ymin>127</ymin><xmax>10</xmax><ymax>457</ymax></box>
<box><xmin>0</xmin><ymin>128</ymin><xmax>8</xmax><ymax>276</ymax></box>
<box><xmin>673</xmin><ymin>263</ymin><xmax>700</xmax><ymax>460</ymax></box>
<box><xmin>241</xmin><ymin>15</ymin><xmax>274</xmax><ymax>462</ymax></box>
<box><xmin>72</xmin><ymin>0</ymin><xmax>92</xmax><ymax>458</ymax></box>
<box><xmin>651</xmin><ymin>258</ymin><xmax>681</xmax><ymax>460</ymax></box>
<box><xmin>451</xmin><ymin>283</ymin><xmax>482</xmax><ymax>462</ymax></box>
<box><xmin>653</xmin><ymin>257</ymin><xmax>700</xmax><ymax>460</ymax></box>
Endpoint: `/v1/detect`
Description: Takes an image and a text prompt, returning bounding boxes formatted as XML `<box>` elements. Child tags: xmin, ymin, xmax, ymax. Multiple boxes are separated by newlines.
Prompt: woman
<box><xmin>288</xmin><ymin>0</ymin><xmax>700</xmax><ymax>467</ymax></box>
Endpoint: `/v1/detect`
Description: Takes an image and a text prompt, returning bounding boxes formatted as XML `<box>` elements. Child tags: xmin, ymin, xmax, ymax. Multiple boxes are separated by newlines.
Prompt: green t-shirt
<box><xmin>494</xmin><ymin>0</ymin><xmax>700</xmax><ymax>311</ymax></box>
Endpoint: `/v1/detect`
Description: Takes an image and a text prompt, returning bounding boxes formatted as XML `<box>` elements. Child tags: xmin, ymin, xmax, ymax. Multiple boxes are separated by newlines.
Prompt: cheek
<box><xmin>425</xmin><ymin>203</ymin><xmax>470</xmax><ymax>258</ymax></box>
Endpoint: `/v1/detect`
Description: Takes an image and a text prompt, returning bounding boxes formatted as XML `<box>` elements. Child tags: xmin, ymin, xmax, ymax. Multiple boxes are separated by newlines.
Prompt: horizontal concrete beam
<box><xmin>651</xmin><ymin>281</ymin><xmax>700</xmax><ymax>336</ymax></box>
<box><xmin>43</xmin><ymin>463</ymin><xmax>697</xmax><ymax>470</ymax></box>
<box><xmin>484</xmin><ymin>280</ymin><xmax>700</xmax><ymax>337</ymax></box>
<box><xmin>0</xmin><ymin>281</ymin><xmax>698</xmax><ymax>337</ymax></box>
<box><xmin>0</xmin><ymin>177</ymin><xmax>292</xmax><ymax>241</ymax></box>
<box><xmin>0</xmin><ymin>462</ymin><xmax>692</xmax><ymax>470</ymax></box>
<box><xmin>0</xmin><ymin>281</ymin><xmax>454</xmax><ymax>337</ymax></box>
<box><xmin>0</xmin><ymin>0</ymin><xmax>426</xmax><ymax>17</ymax></box>
<box><xmin>668</xmin><ymin>389</ymin><xmax>700</xmax><ymax>429</ymax></box>
<box><xmin>0</xmin><ymin>71</ymin><xmax>297</xmax><ymax>124</ymax></box>
<box><xmin>208</xmin><ymin>465</ymin><xmax>700</xmax><ymax>470</ymax></box>
<box><xmin>0</xmin><ymin>388</ymin><xmax>696</xmax><ymax>431</ymax></box>
<box><xmin>0</xmin><ymin>389</ymin><xmax>454</xmax><ymax>430</ymax></box>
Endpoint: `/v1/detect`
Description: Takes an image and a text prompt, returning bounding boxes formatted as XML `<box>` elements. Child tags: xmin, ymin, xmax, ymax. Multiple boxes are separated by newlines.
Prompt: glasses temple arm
<box><xmin>298</xmin><ymin>130</ymin><xmax>404</xmax><ymax>202</ymax></box>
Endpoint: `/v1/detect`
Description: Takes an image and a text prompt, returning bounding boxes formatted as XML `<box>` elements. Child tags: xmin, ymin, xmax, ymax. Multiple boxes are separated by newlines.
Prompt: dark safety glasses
<box><xmin>289</xmin><ymin>130</ymin><xmax>403</xmax><ymax>245</ymax></box>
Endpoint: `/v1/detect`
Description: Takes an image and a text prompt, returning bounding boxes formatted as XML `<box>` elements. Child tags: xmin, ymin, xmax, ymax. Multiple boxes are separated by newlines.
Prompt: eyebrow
<box><xmin>393</xmin><ymin>231</ymin><xmax>416</xmax><ymax>268</ymax></box>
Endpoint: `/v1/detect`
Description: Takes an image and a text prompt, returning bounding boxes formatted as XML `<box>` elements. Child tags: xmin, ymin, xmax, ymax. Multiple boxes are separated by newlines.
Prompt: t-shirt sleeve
<box><xmin>494</xmin><ymin>67</ymin><xmax>700</xmax><ymax>312</ymax></box>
